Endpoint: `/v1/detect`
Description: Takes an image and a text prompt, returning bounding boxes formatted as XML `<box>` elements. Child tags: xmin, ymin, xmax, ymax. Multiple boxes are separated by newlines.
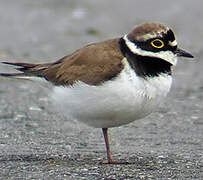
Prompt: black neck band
<box><xmin>119</xmin><ymin>38</ymin><xmax>172</xmax><ymax>77</ymax></box>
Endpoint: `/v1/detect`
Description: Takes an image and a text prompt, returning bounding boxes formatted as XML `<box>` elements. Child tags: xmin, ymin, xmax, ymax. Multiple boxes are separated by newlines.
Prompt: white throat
<box><xmin>123</xmin><ymin>35</ymin><xmax>178</xmax><ymax>66</ymax></box>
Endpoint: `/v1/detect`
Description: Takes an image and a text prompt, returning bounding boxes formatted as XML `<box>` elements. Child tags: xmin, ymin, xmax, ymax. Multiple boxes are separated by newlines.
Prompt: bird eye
<box><xmin>151</xmin><ymin>39</ymin><xmax>164</xmax><ymax>49</ymax></box>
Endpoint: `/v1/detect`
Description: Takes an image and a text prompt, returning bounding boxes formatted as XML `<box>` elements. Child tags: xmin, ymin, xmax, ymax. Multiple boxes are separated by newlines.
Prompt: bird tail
<box><xmin>0</xmin><ymin>61</ymin><xmax>50</xmax><ymax>81</ymax></box>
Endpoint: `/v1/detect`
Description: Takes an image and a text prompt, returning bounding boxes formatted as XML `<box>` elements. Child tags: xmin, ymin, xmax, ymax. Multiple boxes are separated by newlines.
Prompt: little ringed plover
<box><xmin>0</xmin><ymin>22</ymin><xmax>193</xmax><ymax>164</ymax></box>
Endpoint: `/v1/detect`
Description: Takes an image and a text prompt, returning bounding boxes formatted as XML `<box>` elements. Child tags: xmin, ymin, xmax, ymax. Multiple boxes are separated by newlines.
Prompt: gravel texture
<box><xmin>0</xmin><ymin>0</ymin><xmax>202</xmax><ymax>179</ymax></box>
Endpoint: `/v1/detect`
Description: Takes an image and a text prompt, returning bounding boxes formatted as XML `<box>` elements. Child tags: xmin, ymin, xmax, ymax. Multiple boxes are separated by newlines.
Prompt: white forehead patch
<box><xmin>123</xmin><ymin>35</ymin><xmax>177</xmax><ymax>66</ymax></box>
<box><xmin>168</xmin><ymin>40</ymin><xmax>177</xmax><ymax>47</ymax></box>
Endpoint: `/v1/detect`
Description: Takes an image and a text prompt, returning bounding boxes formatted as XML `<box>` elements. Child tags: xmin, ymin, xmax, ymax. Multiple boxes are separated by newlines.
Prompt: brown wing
<box><xmin>1</xmin><ymin>38</ymin><xmax>124</xmax><ymax>86</ymax></box>
<box><xmin>44</xmin><ymin>38</ymin><xmax>124</xmax><ymax>85</ymax></box>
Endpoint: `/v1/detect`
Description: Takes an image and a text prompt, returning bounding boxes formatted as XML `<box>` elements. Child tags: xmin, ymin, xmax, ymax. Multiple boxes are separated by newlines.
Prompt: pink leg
<box><xmin>102</xmin><ymin>128</ymin><xmax>128</xmax><ymax>164</ymax></box>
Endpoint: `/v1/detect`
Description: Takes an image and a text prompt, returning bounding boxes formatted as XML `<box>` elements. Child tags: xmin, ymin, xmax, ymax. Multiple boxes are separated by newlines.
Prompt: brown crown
<box><xmin>127</xmin><ymin>23</ymin><xmax>169</xmax><ymax>42</ymax></box>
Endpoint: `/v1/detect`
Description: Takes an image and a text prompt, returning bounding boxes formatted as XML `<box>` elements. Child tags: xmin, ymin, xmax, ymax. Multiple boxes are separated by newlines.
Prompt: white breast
<box><xmin>50</xmin><ymin>59</ymin><xmax>172</xmax><ymax>128</ymax></box>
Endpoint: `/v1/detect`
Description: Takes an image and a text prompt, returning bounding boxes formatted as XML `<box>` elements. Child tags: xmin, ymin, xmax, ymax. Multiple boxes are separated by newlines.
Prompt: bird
<box><xmin>0</xmin><ymin>22</ymin><xmax>193</xmax><ymax>164</ymax></box>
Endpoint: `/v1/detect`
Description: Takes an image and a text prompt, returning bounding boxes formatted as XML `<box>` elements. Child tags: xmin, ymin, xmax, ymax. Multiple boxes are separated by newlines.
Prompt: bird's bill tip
<box><xmin>175</xmin><ymin>48</ymin><xmax>194</xmax><ymax>58</ymax></box>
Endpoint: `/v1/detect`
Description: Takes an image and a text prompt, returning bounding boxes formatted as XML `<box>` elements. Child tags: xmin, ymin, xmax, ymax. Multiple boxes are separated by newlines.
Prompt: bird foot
<box><xmin>102</xmin><ymin>159</ymin><xmax>129</xmax><ymax>165</ymax></box>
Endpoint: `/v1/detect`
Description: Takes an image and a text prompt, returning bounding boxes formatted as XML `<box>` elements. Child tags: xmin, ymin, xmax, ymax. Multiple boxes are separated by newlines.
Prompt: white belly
<box><xmin>50</xmin><ymin>59</ymin><xmax>172</xmax><ymax>128</ymax></box>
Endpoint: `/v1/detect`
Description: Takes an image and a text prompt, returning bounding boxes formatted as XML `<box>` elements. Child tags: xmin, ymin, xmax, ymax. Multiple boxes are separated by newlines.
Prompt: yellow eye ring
<box><xmin>151</xmin><ymin>39</ymin><xmax>164</xmax><ymax>49</ymax></box>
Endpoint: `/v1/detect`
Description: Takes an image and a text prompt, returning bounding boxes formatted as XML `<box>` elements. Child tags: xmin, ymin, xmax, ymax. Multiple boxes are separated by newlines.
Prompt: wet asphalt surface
<box><xmin>0</xmin><ymin>0</ymin><xmax>203</xmax><ymax>179</ymax></box>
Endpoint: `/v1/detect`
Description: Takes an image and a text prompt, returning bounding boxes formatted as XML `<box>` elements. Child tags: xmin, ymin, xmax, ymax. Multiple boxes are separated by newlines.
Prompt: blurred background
<box><xmin>0</xmin><ymin>0</ymin><xmax>202</xmax><ymax>179</ymax></box>
<box><xmin>0</xmin><ymin>0</ymin><xmax>201</xmax><ymax>59</ymax></box>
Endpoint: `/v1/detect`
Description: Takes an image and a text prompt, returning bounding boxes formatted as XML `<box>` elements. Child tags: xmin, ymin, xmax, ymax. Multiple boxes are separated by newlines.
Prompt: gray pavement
<box><xmin>0</xmin><ymin>0</ymin><xmax>203</xmax><ymax>179</ymax></box>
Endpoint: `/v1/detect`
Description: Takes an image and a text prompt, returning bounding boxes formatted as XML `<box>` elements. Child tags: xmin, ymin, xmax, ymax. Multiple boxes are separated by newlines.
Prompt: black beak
<box><xmin>174</xmin><ymin>48</ymin><xmax>194</xmax><ymax>58</ymax></box>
